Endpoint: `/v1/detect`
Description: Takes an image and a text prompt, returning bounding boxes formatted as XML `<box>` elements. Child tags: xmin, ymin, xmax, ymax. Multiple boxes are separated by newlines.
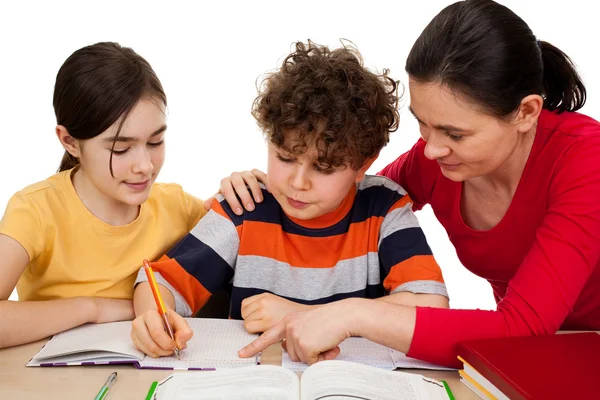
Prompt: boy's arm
<box><xmin>241</xmin><ymin>292</ymin><xmax>323</xmax><ymax>333</ymax></box>
<box><xmin>377</xmin><ymin>292</ymin><xmax>449</xmax><ymax>308</ymax></box>
<box><xmin>378</xmin><ymin>194</ymin><xmax>449</xmax><ymax>308</ymax></box>
<box><xmin>135</xmin><ymin>201</ymin><xmax>240</xmax><ymax>317</ymax></box>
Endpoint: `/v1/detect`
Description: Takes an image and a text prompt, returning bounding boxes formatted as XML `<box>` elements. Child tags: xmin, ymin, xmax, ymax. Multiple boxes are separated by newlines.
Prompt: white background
<box><xmin>1</xmin><ymin>1</ymin><xmax>598</xmax><ymax>307</ymax></box>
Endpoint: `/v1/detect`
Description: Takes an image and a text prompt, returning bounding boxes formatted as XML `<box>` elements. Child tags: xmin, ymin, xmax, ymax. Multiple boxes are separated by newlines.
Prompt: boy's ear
<box><xmin>354</xmin><ymin>155</ymin><xmax>379</xmax><ymax>183</ymax></box>
<box><xmin>56</xmin><ymin>125</ymin><xmax>81</xmax><ymax>158</ymax></box>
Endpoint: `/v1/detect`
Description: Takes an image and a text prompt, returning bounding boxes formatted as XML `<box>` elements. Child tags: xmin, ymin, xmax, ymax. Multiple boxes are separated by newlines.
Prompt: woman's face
<box><xmin>408</xmin><ymin>78</ymin><xmax>525</xmax><ymax>182</ymax></box>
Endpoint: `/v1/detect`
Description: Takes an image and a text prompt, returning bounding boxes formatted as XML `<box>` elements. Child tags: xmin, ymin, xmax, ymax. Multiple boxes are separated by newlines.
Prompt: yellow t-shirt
<box><xmin>0</xmin><ymin>169</ymin><xmax>206</xmax><ymax>301</ymax></box>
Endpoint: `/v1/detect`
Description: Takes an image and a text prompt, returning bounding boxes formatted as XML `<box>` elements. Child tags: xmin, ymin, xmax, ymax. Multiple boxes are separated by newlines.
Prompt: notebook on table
<box><xmin>282</xmin><ymin>336</ymin><xmax>455</xmax><ymax>372</ymax></box>
<box><xmin>26</xmin><ymin>318</ymin><xmax>259</xmax><ymax>369</ymax></box>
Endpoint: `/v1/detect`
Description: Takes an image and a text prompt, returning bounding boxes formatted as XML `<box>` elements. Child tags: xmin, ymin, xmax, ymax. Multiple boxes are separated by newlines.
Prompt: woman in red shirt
<box><xmin>223</xmin><ymin>0</ymin><xmax>600</xmax><ymax>367</ymax></box>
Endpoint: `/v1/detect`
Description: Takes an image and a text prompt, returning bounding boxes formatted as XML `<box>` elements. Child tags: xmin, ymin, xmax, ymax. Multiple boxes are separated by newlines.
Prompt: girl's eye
<box><xmin>148</xmin><ymin>140</ymin><xmax>164</xmax><ymax>147</ymax></box>
<box><xmin>112</xmin><ymin>148</ymin><xmax>129</xmax><ymax>155</ymax></box>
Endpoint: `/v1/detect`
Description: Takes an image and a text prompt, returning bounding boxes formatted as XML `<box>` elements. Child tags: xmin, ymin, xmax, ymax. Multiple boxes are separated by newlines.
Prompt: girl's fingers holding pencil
<box><xmin>168</xmin><ymin>310</ymin><xmax>193</xmax><ymax>349</ymax></box>
<box><xmin>131</xmin><ymin>313</ymin><xmax>173</xmax><ymax>358</ymax></box>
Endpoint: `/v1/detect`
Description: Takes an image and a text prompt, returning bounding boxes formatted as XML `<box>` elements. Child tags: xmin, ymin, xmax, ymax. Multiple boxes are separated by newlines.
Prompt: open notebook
<box><xmin>26</xmin><ymin>318</ymin><xmax>259</xmax><ymax>369</ymax></box>
<box><xmin>282</xmin><ymin>337</ymin><xmax>454</xmax><ymax>372</ymax></box>
<box><xmin>147</xmin><ymin>361</ymin><xmax>454</xmax><ymax>400</ymax></box>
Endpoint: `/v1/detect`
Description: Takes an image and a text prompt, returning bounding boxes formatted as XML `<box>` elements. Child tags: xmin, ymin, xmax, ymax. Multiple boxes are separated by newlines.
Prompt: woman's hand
<box><xmin>204</xmin><ymin>169</ymin><xmax>268</xmax><ymax>215</ymax></box>
<box><xmin>238</xmin><ymin>300</ymin><xmax>358</xmax><ymax>365</ymax></box>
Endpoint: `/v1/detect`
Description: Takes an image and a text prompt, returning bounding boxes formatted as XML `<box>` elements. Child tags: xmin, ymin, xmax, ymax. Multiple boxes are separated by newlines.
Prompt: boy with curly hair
<box><xmin>131</xmin><ymin>41</ymin><xmax>448</xmax><ymax>357</ymax></box>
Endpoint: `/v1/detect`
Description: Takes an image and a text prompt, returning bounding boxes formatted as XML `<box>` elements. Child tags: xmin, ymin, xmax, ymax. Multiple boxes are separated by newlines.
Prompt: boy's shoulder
<box><xmin>358</xmin><ymin>175</ymin><xmax>408</xmax><ymax>196</ymax></box>
<box><xmin>214</xmin><ymin>183</ymin><xmax>281</xmax><ymax>225</ymax></box>
<box><xmin>353</xmin><ymin>175</ymin><xmax>411</xmax><ymax>216</ymax></box>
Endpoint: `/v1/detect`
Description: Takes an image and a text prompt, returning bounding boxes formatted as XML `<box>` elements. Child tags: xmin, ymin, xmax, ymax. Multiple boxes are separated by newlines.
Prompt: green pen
<box><xmin>145</xmin><ymin>381</ymin><xmax>159</xmax><ymax>400</ymax></box>
<box><xmin>94</xmin><ymin>371</ymin><xmax>117</xmax><ymax>400</ymax></box>
<box><xmin>441</xmin><ymin>380</ymin><xmax>456</xmax><ymax>400</ymax></box>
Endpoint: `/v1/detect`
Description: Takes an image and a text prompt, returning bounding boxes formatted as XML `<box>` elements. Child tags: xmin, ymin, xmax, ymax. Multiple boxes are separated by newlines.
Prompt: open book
<box><xmin>26</xmin><ymin>318</ymin><xmax>259</xmax><ymax>369</ymax></box>
<box><xmin>148</xmin><ymin>361</ymin><xmax>454</xmax><ymax>400</ymax></box>
<box><xmin>283</xmin><ymin>337</ymin><xmax>454</xmax><ymax>372</ymax></box>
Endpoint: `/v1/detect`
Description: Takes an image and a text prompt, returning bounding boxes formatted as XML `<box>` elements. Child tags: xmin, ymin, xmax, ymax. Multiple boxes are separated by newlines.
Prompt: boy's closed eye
<box><xmin>276</xmin><ymin>153</ymin><xmax>294</xmax><ymax>163</ymax></box>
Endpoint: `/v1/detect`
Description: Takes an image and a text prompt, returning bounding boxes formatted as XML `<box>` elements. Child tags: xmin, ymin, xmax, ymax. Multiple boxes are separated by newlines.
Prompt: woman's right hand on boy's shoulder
<box><xmin>130</xmin><ymin>309</ymin><xmax>193</xmax><ymax>358</ymax></box>
<box><xmin>203</xmin><ymin>169</ymin><xmax>268</xmax><ymax>215</ymax></box>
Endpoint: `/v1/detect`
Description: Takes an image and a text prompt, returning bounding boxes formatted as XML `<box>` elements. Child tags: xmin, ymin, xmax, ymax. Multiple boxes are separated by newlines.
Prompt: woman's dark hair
<box><xmin>252</xmin><ymin>40</ymin><xmax>399</xmax><ymax>171</ymax></box>
<box><xmin>406</xmin><ymin>0</ymin><xmax>586</xmax><ymax>117</ymax></box>
<box><xmin>54</xmin><ymin>42</ymin><xmax>166</xmax><ymax>175</ymax></box>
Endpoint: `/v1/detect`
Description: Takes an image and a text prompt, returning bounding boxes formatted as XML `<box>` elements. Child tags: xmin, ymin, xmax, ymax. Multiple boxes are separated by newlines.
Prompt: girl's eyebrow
<box><xmin>103</xmin><ymin>125</ymin><xmax>167</xmax><ymax>143</ymax></box>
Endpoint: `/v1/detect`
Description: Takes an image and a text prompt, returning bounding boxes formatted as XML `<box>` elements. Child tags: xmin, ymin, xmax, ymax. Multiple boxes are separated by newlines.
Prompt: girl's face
<box><xmin>77</xmin><ymin>98</ymin><xmax>167</xmax><ymax>208</ymax></box>
<box><xmin>408</xmin><ymin>78</ymin><xmax>526</xmax><ymax>182</ymax></box>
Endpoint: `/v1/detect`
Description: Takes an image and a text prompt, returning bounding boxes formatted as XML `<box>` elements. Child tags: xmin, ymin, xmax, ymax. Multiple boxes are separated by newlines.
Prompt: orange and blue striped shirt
<box><xmin>136</xmin><ymin>175</ymin><xmax>447</xmax><ymax>319</ymax></box>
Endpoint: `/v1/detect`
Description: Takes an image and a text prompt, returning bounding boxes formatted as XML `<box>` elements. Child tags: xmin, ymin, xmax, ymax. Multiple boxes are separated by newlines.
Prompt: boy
<box><xmin>131</xmin><ymin>41</ymin><xmax>448</xmax><ymax>357</ymax></box>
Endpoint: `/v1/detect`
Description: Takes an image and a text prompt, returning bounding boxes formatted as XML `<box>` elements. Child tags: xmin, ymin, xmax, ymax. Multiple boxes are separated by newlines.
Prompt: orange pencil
<box><xmin>143</xmin><ymin>259</ymin><xmax>181</xmax><ymax>359</ymax></box>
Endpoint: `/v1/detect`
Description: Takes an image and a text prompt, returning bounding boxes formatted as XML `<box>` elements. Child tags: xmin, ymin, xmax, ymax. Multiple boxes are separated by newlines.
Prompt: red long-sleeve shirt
<box><xmin>379</xmin><ymin>109</ymin><xmax>600</xmax><ymax>367</ymax></box>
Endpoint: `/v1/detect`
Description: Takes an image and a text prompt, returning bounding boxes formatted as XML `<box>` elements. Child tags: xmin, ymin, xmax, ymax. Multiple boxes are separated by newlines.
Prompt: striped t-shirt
<box><xmin>136</xmin><ymin>175</ymin><xmax>447</xmax><ymax>319</ymax></box>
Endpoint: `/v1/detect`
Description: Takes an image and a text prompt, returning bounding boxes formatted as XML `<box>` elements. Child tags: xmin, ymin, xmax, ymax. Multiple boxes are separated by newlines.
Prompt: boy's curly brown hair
<box><xmin>252</xmin><ymin>40</ymin><xmax>400</xmax><ymax>171</ymax></box>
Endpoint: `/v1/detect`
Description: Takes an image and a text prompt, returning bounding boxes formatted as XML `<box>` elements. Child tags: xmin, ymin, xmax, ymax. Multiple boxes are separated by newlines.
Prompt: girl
<box><xmin>0</xmin><ymin>42</ymin><xmax>205</xmax><ymax>349</ymax></box>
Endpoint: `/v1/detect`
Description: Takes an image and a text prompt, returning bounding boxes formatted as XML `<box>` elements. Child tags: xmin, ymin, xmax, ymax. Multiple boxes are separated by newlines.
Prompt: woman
<box><xmin>221</xmin><ymin>0</ymin><xmax>600</xmax><ymax>367</ymax></box>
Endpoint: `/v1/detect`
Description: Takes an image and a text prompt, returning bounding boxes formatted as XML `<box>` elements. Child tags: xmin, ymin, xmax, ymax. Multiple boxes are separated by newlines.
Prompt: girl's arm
<box><xmin>0</xmin><ymin>234</ymin><xmax>134</xmax><ymax>349</ymax></box>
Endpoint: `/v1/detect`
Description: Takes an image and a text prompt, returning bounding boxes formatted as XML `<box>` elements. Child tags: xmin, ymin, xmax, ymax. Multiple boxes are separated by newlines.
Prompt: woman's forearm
<box><xmin>348</xmin><ymin>298</ymin><xmax>417</xmax><ymax>354</ymax></box>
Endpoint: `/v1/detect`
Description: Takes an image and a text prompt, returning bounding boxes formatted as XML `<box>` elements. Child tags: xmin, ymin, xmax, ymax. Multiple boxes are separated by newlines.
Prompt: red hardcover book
<box><xmin>457</xmin><ymin>332</ymin><xmax>600</xmax><ymax>400</ymax></box>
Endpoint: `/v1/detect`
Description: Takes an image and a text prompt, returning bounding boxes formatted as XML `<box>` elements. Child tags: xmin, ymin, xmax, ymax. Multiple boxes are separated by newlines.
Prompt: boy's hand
<box><xmin>238</xmin><ymin>300</ymin><xmax>354</xmax><ymax>365</ymax></box>
<box><xmin>130</xmin><ymin>309</ymin><xmax>193</xmax><ymax>358</ymax></box>
<box><xmin>204</xmin><ymin>169</ymin><xmax>268</xmax><ymax>215</ymax></box>
<box><xmin>241</xmin><ymin>293</ymin><xmax>309</xmax><ymax>333</ymax></box>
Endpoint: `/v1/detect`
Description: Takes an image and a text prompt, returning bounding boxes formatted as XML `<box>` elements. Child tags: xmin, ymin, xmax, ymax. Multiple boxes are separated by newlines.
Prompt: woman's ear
<box><xmin>514</xmin><ymin>94</ymin><xmax>543</xmax><ymax>133</ymax></box>
<box><xmin>56</xmin><ymin>125</ymin><xmax>81</xmax><ymax>158</ymax></box>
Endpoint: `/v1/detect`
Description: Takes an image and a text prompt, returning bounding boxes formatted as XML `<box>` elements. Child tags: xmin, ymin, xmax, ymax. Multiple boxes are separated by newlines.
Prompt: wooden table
<box><xmin>0</xmin><ymin>339</ymin><xmax>476</xmax><ymax>399</ymax></box>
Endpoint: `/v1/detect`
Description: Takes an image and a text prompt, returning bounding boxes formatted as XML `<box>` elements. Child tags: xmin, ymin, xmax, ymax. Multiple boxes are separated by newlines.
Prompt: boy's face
<box><xmin>267</xmin><ymin>138</ymin><xmax>372</xmax><ymax>220</ymax></box>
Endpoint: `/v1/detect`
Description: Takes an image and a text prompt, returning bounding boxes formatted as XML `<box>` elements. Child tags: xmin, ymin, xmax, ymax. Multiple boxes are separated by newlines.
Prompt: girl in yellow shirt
<box><xmin>0</xmin><ymin>42</ymin><xmax>206</xmax><ymax>349</ymax></box>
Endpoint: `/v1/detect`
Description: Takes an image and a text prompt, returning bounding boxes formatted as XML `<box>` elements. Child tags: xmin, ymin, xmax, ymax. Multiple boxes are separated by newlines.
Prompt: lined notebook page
<box><xmin>27</xmin><ymin>321</ymin><xmax>143</xmax><ymax>365</ymax></box>
<box><xmin>140</xmin><ymin>318</ymin><xmax>259</xmax><ymax>369</ymax></box>
<box><xmin>282</xmin><ymin>337</ymin><xmax>395</xmax><ymax>372</ymax></box>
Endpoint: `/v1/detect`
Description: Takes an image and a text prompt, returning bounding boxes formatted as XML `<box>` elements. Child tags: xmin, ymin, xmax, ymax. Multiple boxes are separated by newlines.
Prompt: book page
<box><xmin>153</xmin><ymin>366</ymin><xmax>299</xmax><ymax>400</ymax></box>
<box><xmin>140</xmin><ymin>318</ymin><xmax>260</xmax><ymax>369</ymax></box>
<box><xmin>282</xmin><ymin>337</ymin><xmax>395</xmax><ymax>372</ymax></box>
<box><xmin>390</xmin><ymin>349</ymin><xmax>455</xmax><ymax>371</ymax></box>
<box><xmin>300</xmin><ymin>360</ymin><xmax>449</xmax><ymax>400</ymax></box>
<box><xmin>27</xmin><ymin>321</ymin><xmax>143</xmax><ymax>365</ymax></box>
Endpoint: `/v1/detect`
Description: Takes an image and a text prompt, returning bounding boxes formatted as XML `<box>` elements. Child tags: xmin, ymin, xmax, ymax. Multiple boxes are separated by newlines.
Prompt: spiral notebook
<box><xmin>26</xmin><ymin>318</ymin><xmax>259</xmax><ymax>370</ymax></box>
